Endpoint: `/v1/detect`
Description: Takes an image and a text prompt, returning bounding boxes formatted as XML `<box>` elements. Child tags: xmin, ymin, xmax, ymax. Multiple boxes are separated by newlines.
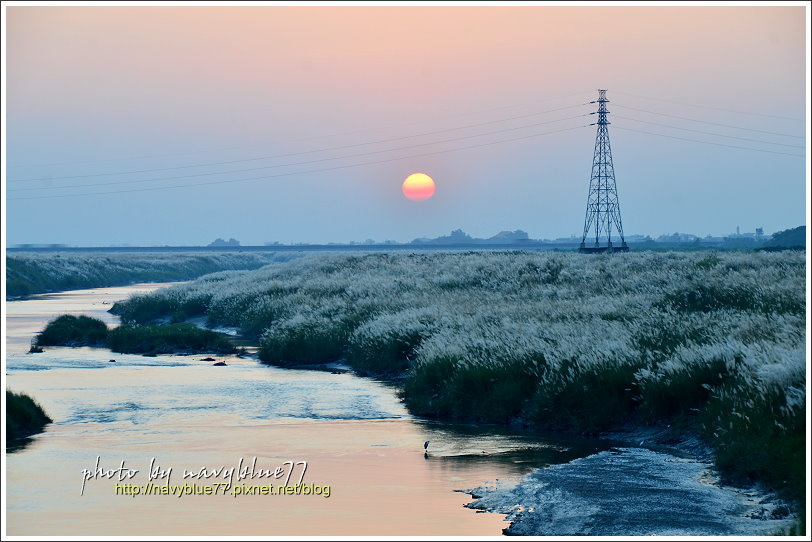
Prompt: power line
<box><xmin>612</xmin><ymin>125</ymin><xmax>805</xmax><ymax>157</ymax></box>
<box><xmin>9</xmin><ymin>102</ymin><xmax>590</xmax><ymax>183</ymax></box>
<box><xmin>612</xmin><ymin>115</ymin><xmax>805</xmax><ymax>149</ymax></box>
<box><xmin>611</xmin><ymin>90</ymin><xmax>803</xmax><ymax>122</ymax></box>
<box><xmin>11</xmin><ymin>90</ymin><xmax>593</xmax><ymax>169</ymax></box>
<box><xmin>612</xmin><ymin>104</ymin><xmax>805</xmax><ymax>139</ymax></box>
<box><xmin>9</xmin><ymin>114</ymin><xmax>590</xmax><ymax>193</ymax></box>
<box><xmin>8</xmin><ymin>124</ymin><xmax>591</xmax><ymax>201</ymax></box>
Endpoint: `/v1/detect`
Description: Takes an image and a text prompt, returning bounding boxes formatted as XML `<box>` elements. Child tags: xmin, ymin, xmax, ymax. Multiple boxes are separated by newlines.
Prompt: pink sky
<box><xmin>5</xmin><ymin>5</ymin><xmax>807</xmax><ymax>245</ymax></box>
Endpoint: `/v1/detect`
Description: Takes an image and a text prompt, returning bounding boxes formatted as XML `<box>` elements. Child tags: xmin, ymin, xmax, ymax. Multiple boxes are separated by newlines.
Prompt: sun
<box><xmin>402</xmin><ymin>173</ymin><xmax>435</xmax><ymax>201</ymax></box>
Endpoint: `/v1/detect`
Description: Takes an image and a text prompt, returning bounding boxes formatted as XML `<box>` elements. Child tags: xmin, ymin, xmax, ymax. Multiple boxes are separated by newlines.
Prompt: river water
<box><xmin>5</xmin><ymin>283</ymin><xmax>610</xmax><ymax>536</ymax></box>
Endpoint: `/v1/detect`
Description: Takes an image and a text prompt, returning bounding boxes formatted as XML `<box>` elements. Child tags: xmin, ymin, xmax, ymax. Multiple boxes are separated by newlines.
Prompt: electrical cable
<box><xmin>612</xmin><ymin>115</ymin><xmax>805</xmax><ymax>149</ymax></box>
<box><xmin>612</xmin><ymin>125</ymin><xmax>805</xmax><ymax>157</ymax></box>
<box><xmin>11</xmin><ymin>90</ymin><xmax>593</xmax><ymax>169</ymax></box>
<box><xmin>612</xmin><ymin>104</ymin><xmax>804</xmax><ymax>139</ymax></box>
<box><xmin>9</xmin><ymin>114</ymin><xmax>590</xmax><ymax>192</ymax></box>
<box><xmin>611</xmin><ymin>90</ymin><xmax>803</xmax><ymax>122</ymax></box>
<box><xmin>9</xmin><ymin>102</ymin><xmax>590</xmax><ymax>183</ymax></box>
<box><xmin>8</xmin><ymin>124</ymin><xmax>590</xmax><ymax>201</ymax></box>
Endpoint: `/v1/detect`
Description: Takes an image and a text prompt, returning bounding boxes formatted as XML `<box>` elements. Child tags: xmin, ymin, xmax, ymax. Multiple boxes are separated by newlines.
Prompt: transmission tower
<box><xmin>579</xmin><ymin>89</ymin><xmax>629</xmax><ymax>253</ymax></box>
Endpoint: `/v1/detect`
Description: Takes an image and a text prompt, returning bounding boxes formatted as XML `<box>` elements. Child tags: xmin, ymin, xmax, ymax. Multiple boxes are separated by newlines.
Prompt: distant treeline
<box><xmin>6</xmin><ymin>252</ymin><xmax>300</xmax><ymax>299</ymax></box>
<box><xmin>765</xmin><ymin>226</ymin><xmax>806</xmax><ymax>249</ymax></box>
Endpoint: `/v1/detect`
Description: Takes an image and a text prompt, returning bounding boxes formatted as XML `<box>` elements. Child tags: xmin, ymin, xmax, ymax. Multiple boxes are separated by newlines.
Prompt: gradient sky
<box><xmin>4</xmin><ymin>4</ymin><xmax>807</xmax><ymax>246</ymax></box>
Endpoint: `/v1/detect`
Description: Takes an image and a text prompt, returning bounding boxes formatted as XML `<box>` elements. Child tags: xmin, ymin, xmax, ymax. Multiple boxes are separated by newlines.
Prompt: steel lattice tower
<box><xmin>579</xmin><ymin>89</ymin><xmax>629</xmax><ymax>253</ymax></box>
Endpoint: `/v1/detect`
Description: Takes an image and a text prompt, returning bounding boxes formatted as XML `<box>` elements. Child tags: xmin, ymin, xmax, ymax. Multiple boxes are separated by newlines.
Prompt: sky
<box><xmin>4</xmin><ymin>3</ymin><xmax>808</xmax><ymax>246</ymax></box>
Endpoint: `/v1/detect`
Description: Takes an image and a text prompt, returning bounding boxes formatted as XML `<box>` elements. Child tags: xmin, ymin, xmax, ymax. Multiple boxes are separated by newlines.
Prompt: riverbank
<box><xmin>6</xmin><ymin>251</ymin><xmax>299</xmax><ymax>299</ymax></box>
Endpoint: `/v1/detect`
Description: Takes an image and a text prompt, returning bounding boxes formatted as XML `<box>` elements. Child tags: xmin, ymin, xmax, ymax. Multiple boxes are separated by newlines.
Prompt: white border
<box><xmin>1</xmin><ymin>1</ymin><xmax>810</xmax><ymax>541</ymax></box>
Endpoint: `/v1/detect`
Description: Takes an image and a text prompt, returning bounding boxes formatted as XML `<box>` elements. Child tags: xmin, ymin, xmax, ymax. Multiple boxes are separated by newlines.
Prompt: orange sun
<box><xmin>402</xmin><ymin>173</ymin><xmax>435</xmax><ymax>201</ymax></box>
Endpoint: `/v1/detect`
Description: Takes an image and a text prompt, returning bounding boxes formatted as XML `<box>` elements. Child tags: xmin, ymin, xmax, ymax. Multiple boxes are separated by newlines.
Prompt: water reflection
<box><xmin>417</xmin><ymin>420</ymin><xmax>610</xmax><ymax>478</ymax></box>
<box><xmin>6</xmin><ymin>436</ymin><xmax>36</xmax><ymax>454</ymax></box>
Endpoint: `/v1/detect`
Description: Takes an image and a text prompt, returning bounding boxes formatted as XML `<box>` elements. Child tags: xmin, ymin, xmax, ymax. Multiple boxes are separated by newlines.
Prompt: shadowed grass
<box><xmin>34</xmin><ymin>314</ymin><xmax>109</xmax><ymax>348</ymax></box>
<box><xmin>108</xmin><ymin>324</ymin><xmax>236</xmax><ymax>355</ymax></box>
<box><xmin>6</xmin><ymin>390</ymin><xmax>53</xmax><ymax>442</ymax></box>
<box><xmin>405</xmin><ymin>357</ymin><xmax>537</xmax><ymax>423</ymax></box>
<box><xmin>33</xmin><ymin>314</ymin><xmax>235</xmax><ymax>355</ymax></box>
<box><xmin>258</xmin><ymin>313</ymin><xmax>350</xmax><ymax>366</ymax></box>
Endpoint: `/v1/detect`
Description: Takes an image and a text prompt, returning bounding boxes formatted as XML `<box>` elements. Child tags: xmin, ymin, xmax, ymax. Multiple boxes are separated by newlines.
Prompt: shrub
<box><xmin>35</xmin><ymin>315</ymin><xmax>109</xmax><ymax>347</ymax></box>
<box><xmin>6</xmin><ymin>390</ymin><xmax>53</xmax><ymax>441</ymax></box>
<box><xmin>107</xmin><ymin>323</ymin><xmax>235</xmax><ymax>355</ymax></box>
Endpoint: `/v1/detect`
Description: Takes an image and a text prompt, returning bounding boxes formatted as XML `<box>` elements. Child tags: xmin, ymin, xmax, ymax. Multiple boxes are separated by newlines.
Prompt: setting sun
<box><xmin>402</xmin><ymin>173</ymin><xmax>435</xmax><ymax>201</ymax></box>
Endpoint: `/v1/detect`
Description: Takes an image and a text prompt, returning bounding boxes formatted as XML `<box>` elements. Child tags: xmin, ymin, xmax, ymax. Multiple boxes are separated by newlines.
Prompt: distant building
<box><xmin>656</xmin><ymin>232</ymin><xmax>699</xmax><ymax>243</ymax></box>
<box><xmin>624</xmin><ymin>234</ymin><xmax>653</xmax><ymax>243</ymax></box>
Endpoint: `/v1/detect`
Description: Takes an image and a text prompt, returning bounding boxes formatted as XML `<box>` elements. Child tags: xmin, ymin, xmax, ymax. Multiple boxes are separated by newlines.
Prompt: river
<box><xmin>5</xmin><ymin>283</ymin><xmax>614</xmax><ymax>536</ymax></box>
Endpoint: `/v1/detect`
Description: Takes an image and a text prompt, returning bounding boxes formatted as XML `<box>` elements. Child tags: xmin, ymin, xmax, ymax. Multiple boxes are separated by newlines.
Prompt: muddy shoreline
<box><xmin>461</xmin><ymin>426</ymin><xmax>796</xmax><ymax>536</ymax></box>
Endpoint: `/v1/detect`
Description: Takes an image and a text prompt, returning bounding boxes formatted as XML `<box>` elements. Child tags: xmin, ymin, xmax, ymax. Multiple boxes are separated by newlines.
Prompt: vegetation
<box><xmin>764</xmin><ymin>226</ymin><xmax>806</xmax><ymax>250</ymax></box>
<box><xmin>107</xmin><ymin>324</ymin><xmax>235</xmax><ymax>355</ymax></box>
<box><xmin>6</xmin><ymin>390</ymin><xmax>53</xmax><ymax>442</ymax></box>
<box><xmin>34</xmin><ymin>315</ymin><xmax>234</xmax><ymax>355</ymax></box>
<box><xmin>110</xmin><ymin>250</ymin><xmax>806</xmax><ymax>506</ymax></box>
<box><xmin>6</xmin><ymin>251</ymin><xmax>299</xmax><ymax>298</ymax></box>
<box><xmin>34</xmin><ymin>314</ymin><xmax>109</xmax><ymax>347</ymax></box>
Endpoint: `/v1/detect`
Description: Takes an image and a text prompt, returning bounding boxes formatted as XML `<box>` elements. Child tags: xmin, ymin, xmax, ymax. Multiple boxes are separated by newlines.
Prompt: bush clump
<box><xmin>6</xmin><ymin>390</ymin><xmax>53</xmax><ymax>442</ymax></box>
<box><xmin>35</xmin><ymin>315</ymin><xmax>109</xmax><ymax>347</ymax></box>
<box><xmin>107</xmin><ymin>324</ymin><xmax>236</xmax><ymax>355</ymax></box>
<box><xmin>33</xmin><ymin>315</ymin><xmax>235</xmax><ymax>355</ymax></box>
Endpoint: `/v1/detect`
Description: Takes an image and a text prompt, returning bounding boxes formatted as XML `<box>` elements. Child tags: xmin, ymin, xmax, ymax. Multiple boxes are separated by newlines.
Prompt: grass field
<box><xmin>110</xmin><ymin>250</ymin><xmax>806</xmax><ymax>504</ymax></box>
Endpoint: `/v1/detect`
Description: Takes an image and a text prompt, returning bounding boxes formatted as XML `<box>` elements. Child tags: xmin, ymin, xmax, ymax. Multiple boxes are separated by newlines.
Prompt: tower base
<box><xmin>578</xmin><ymin>243</ymin><xmax>629</xmax><ymax>254</ymax></box>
